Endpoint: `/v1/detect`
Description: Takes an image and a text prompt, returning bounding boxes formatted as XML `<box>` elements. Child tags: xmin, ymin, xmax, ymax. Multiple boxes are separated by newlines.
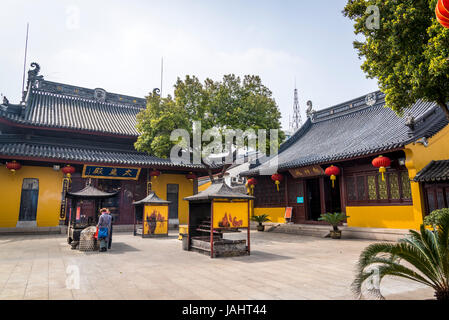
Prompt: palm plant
<box><xmin>251</xmin><ymin>214</ymin><xmax>271</xmax><ymax>231</ymax></box>
<box><xmin>318</xmin><ymin>212</ymin><xmax>348</xmax><ymax>232</ymax></box>
<box><xmin>251</xmin><ymin>214</ymin><xmax>271</xmax><ymax>224</ymax></box>
<box><xmin>352</xmin><ymin>212</ymin><xmax>449</xmax><ymax>300</ymax></box>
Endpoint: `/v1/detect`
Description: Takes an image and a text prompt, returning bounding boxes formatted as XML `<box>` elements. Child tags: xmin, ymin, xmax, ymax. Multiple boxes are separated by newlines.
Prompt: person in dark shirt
<box><xmin>97</xmin><ymin>208</ymin><xmax>112</xmax><ymax>252</ymax></box>
<box><xmin>107</xmin><ymin>210</ymin><xmax>113</xmax><ymax>249</ymax></box>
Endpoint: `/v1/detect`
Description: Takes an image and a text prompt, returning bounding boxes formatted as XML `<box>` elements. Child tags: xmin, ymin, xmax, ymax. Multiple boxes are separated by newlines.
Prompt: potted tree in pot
<box><xmin>318</xmin><ymin>212</ymin><xmax>349</xmax><ymax>239</ymax></box>
<box><xmin>251</xmin><ymin>214</ymin><xmax>271</xmax><ymax>232</ymax></box>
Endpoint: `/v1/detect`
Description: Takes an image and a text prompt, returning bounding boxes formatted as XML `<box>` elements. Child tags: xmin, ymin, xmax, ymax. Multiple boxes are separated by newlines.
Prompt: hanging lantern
<box><xmin>325</xmin><ymin>165</ymin><xmax>340</xmax><ymax>188</ymax></box>
<box><xmin>372</xmin><ymin>155</ymin><xmax>391</xmax><ymax>182</ymax></box>
<box><xmin>61</xmin><ymin>165</ymin><xmax>75</xmax><ymax>179</ymax></box>
<box><xmin>246</xmin><ymin>178</ymin><xmax>257</xmax><ymax>191</ymax></box>
<box><xmin>149</xmin><ymin>169</ymin><xmax>161</xmax><ymax>178</ymax></box>
<box><xmin>186</xmin><ymin>172</ymin><xmax>197</xmax><ymax>180</ymax></box>
<box><xmin>271</xmin><ymin>173</ymin><xmax>284</xmax><ymax>192</ymax></box>
<box><xmin>436</xmin><ymin>0</ymin><xmax>449</xmax><ymax>28</ymax></box>
<box><xmin>6</xmin><ymin>160</ymin><xmax>21</xmax><ymax>174</ymax></box>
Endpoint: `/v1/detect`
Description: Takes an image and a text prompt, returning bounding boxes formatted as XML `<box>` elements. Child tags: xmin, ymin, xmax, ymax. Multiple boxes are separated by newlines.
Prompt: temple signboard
<box><xmin>289</xmin><ymin>165</ymin><xmax>325</xmax><ymax>178</ymax></box>
<box><xmin>82</xmin><ymin>165</ymin><xmax>141</xmax><ymax>180</ymax></box>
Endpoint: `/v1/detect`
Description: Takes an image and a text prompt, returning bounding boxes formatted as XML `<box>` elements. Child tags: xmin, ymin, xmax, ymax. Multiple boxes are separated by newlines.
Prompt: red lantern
<box><xmin>61</xmin><ymin>165</ymin><xmax>75</xmax><ymax>179</ymax></box>
<box><xmin>436</xmin><ymin>0</ymin><xmax>449</xmax><ymax>28</ymax></box>
<box><xmin>325</xmin><ymin>165</ymin><xmax>340</xmax><ymax>188</ymax></box>
<box><xmin>149</xmin><ymin>170</ymin><xmax>161</xmax><ymax>178</ymax></box>
<box><xmin>186</xmin><ymin>172</ymin><xmax>197</xmax><ymax>180</ymax></box>
<box><xmin>271</xmin><ymin>173</ymin><xmax>284</xmax><ymax>192</ymax></box>
<box><xmin>247</xmin><ymin>178</ymin><xmax>257</xmax><ymax>189</ymax></box>
<box><xmin>372</xmin><ymin>155</ymin><xmax>391</xmax><ymax>182</ymax></box>
<box><xmin>6</xmin><ymin>160</ymin><xmax>21</xmax><ymax>174</ymax></box>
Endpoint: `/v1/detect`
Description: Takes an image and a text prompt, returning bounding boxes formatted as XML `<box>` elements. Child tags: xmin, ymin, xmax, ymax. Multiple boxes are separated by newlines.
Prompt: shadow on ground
<box><xmin>229</xmin><ymin>250</ymin><xmax>294</xmax><ymax>263</ymax></box>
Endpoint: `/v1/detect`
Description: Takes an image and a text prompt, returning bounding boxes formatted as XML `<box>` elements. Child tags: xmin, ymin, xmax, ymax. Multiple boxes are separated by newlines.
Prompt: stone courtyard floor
<box><xmin>0</xmin><ymin>231</ymin><xmax>434</xmax><ymax>300</ymax></box>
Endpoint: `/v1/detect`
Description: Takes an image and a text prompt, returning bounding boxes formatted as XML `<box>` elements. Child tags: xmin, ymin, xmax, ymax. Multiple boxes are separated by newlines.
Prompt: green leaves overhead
<box><xmin>135</xmin><ymin>74</ymin><xmax>285</xmax><ymax>159</ymax></box>
<box><xmin>343</xmin><ymin>0</ymin><xmax>449</xmax><ymax>119</ymax></box>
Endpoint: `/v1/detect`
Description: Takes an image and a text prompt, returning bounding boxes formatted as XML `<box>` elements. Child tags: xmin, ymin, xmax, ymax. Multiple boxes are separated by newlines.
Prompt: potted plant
<box><xmin>251</xmin><ymin>214</ymin><xmax>271</xmax><ymax>232</ymax></box>
<box><xmin>318</xmin><ymin>212</ymin><xmax>349</xmax><ymax>239</ymax></box>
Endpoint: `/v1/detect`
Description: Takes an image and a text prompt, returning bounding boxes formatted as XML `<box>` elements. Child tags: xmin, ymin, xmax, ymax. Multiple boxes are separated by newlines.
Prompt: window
<box><xmin>424</xmin><ymin>184</ymin><xmax>449</xmax><ymax>214</ymax></box>
<box><xmin>254</xmin><ymin>176</ymin><xmax>286</xmax><ymax>207</ymax></box>
<box><xmin>345</xmin><ymin>170</ymin><xmax>412</xmax><ymax>205</ymax></box>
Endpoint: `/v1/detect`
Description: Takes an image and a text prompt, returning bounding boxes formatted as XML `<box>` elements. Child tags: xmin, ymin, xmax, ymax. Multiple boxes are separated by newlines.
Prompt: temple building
<box><xmin>0</xmin><ymin>63</ymin><xmax>211</xmax><ymax>232</ymax></box>
<box><xmin>243</xmin><ymin>91</ymin><xmax>449</xmax><ymax>230</ymax></box>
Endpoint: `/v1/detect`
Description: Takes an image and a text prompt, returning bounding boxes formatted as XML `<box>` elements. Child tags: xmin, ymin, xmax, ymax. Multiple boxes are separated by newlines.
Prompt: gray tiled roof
<box><xmin>0</xmin><ymin>64</ymin><xmax>146</xmax><ymax>137</ymax></box>
<box><xmin>0</xmin><ymin>140</ymin><xmax>206</xmax><ymax>169</ymax></box>
<box><xmin>184</xmin><ymin>178</ymin><xmax>254</xmax><ymax>201</ymax></box>
<box><xmin>133</xmin><ymin>192</ymin><xmax>171</xmax><ymax>205</ymax></box>
<box><xmin>243</xmin><ymin>91</ymin><xmax>448</xmax><ymax>176</ymax></box>
<box><xmin>22</xmin><ymin>88</ymin><xmax>143</xmax><ymax>136</ymax></box>
<box><xmin>414</xmin><ymin>160</ymin><xmax>449</xmax><ymax>182</ymax></box>
<box><xmin>67</xmin><ymin>185</ymin><xmax>118</xmax><ymax>199</ymax></box>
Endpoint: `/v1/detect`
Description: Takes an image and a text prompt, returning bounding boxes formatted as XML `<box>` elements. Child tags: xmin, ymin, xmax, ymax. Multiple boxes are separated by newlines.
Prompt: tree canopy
<box><xmin>135</xmin><ymin>74</ymin><xmax>285</xmax><ymax>175</ymax></box>
<box><xmin>343</xmin><ymin>0</ymin><xmax>449</xmax><ymax>119</ymax></box>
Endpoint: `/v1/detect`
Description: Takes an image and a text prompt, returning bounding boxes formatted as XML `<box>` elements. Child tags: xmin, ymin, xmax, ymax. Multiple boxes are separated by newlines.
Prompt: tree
<box><xmin>135</xmin><ymin>75</ymin><xmax>285</xmax><ymax>179</ymax></box>
<box><xmin>352</xmin><ymin>211</ymin><xmax>449</xmax><ymax>300</ymax></box>
<box><xmin>343</xmin><ymin>0</ymin><xmax>449</xmax><ymax>119</ymax></box>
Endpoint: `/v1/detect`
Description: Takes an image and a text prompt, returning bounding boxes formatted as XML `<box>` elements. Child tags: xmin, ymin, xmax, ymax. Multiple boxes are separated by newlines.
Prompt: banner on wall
<box><xmin>144</xmin><ymin>205</ymin><xmax>169</xmax><ymax>235</ymax></box>
<box><xmin>82</xmin><ymin>165</ymin><xmax>141</xmax><ymax>180</ymax></box>
<box><xmin>60</xmin><ymin>178</ymin><xmax>69</xmax><ymax>219</ymax></box>
<box><xmin>213</xmin><ymin>201</ymin><xmax>249</xmax><ymax>229</ymax></box>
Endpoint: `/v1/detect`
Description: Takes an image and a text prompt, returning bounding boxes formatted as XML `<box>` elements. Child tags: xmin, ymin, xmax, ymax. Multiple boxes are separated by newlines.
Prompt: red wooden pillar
<box><xmin>247</xmin><ymin>200</ymin><xmax>251</xmax><ymax>255</ymax></box>
<box><xmin>210</xmin><ymin>200</ymin><xmax>214</xmax><ymax>259</ymax></box>
<box><xmin>319</xmin><ymin>176</ymin><xmax>326</xmax><ymax>215</ymax></box>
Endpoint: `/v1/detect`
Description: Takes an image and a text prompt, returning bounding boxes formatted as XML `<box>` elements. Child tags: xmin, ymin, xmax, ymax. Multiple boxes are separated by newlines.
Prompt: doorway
<box><xmin>167</xmin><ymin>184</ymin><xmax>179</xmax><ymax>222</ymax></box>
<box><xmin>324</xmin><ymin>178</ymin><xmax>342</xmax><ymax>214</ymax></box>
<box><xmin>306</xmin><ymin>178</ymin><xmax>321</xmax><ymax>221</ymax></box>
<box><xmin>18</xmin><ymin>178</ymin><xmax>39</xmax><ymax>224</ymax></box>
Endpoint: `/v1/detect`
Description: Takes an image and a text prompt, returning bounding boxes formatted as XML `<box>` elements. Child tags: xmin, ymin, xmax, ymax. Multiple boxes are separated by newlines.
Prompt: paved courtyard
<box><xmin>0</xmin><ymin>231</ymin><xmax>434</xmax><ymax>300</ymax></box>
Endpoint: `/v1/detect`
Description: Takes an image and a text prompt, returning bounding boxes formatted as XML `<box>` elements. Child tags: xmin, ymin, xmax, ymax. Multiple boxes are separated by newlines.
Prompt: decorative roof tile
<box><xmin>414</xmin><ymin>160</ymin><xmax>449</xmax><ymax>182</ymax></box>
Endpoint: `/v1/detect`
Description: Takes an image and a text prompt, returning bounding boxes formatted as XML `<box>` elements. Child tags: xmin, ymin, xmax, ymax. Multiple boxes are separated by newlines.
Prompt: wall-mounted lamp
<box><xmin>53</xmin><ymin>165</ymin><xmax>60</xmax><ymax>171</ymax></box>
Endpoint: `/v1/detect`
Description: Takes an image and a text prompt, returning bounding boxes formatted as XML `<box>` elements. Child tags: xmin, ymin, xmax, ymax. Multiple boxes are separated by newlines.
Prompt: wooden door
<box><xmin>167</xmin><ymin>184</ymin><xmax>179</xmax><ymax>220</ymax></box>
<box><xmin>287</xmin><ymin>178</ymin><xmax>306</xmax><ymax>224</ymax></box>
<box><xmin>18</xmin><ymin>178</ymin><xmax>39</xmax><ymax>221</ymax></box>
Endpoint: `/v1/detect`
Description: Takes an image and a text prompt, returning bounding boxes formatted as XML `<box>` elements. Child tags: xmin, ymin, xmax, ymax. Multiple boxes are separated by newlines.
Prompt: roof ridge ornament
<box><xmin>93</xmin><ymin>88</ymin><xmax>107</xmax><ymax>103</ymax></box>
<box><xmin>365</xmin><ymin>92</ymin><xmax>377</xmax><ymax>107</ymax></box>
<box><xmin>306</xmin><ymin>100</ymin><xmax>315</xmax><ymax>119</ymax></box>
<box><xmin>22</xmin><ymin>62</ymin><xmax>43</xmax><ymax>103</ymax></box>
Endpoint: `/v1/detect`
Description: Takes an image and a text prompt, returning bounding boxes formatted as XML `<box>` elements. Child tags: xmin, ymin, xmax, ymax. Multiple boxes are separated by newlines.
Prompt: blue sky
<box><xmin>0</xmin><ymin>0</ymin><xmax>378</xmax><ymax>130</ymax></box>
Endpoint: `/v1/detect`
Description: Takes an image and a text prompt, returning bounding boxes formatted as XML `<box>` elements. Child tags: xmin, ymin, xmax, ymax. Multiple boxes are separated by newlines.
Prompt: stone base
<box><xmin>190</xmin><ymin>237</ymin><xmax>248</xmax><ymax>258</ymax></box>
<box><xmin>262</xmin><ymin>222</ymin><xmax>411</xmax><ymax>241</ymax></box>
<box><xmin>16</xmin><ymin>221</ymin><xmax>37</xmax><ymax>228</ymax></box>
<box><xmin>0</xmin><ymin>226</ymin><xmax>63</xmax><ymax>235</ymax></box>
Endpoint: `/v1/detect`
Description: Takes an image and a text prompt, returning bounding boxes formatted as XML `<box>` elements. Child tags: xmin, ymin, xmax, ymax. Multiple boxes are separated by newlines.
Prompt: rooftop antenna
<box><xmin>289</xmin><ymin>80</ymin><xmax>302</xmax><ymax>132</ymax></box>
<box><xmin>160</xmin><ymin>57</ymin><xmax>164</xmax><ymax>97</ymax></box>
<box><xmin>21</xmin><ymin>23</ymin><xmax>30</xmax><ymax>97</ymax></box>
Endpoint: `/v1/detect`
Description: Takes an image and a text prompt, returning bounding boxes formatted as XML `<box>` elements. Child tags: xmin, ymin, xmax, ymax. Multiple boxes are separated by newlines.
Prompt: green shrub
<box><xmin>424</xmin><ymin>208</ymin><xmax>449</xmax><ymax>229</ymax></box>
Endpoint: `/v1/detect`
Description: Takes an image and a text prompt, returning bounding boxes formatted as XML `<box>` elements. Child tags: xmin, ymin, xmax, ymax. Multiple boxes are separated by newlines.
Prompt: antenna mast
<box><xmin>289</xmin><ymin>84</ymin><xmax>302</xmax><ymax>132</ymax></box>
<box><xmin>21</xmin><ymin>23</ymin><xmax>30</xmax><ymax>97</ymax></box>
<box><xmin>160</xmin><ymin>57</ymin><xmax>164</xmax><ymax>97</ymax></box>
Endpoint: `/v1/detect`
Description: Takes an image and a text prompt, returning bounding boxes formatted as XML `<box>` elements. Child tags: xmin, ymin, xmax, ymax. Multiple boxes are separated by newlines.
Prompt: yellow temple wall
<box><xmin>151</xmin><ymin>173</ymin><xmax>194</xmax><ymax>225</ymax></box>
<box><xmin>346</xmin><ymin>205</ymin><xmax>417</xmax><ymax>229</ymax></box>
<box><xmin>254</xmin><ymin>207</ymin><xmax>286</xmax><ymax>224</ymax></box>
<box><xmin>0</xmin><ymin>165</ymin><xmax>63</xmax><ymax>228</ymax></box>
<box><xmin>401</xmin><ymin>123</ymin><xmax>449</xmax><ymax>229</ymax></box>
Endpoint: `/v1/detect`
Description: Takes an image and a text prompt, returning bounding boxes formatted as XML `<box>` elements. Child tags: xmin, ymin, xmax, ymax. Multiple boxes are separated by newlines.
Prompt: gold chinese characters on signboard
<box><xmin>82</xmin><ymin>165</ymin><xmax>141</xmax><ymax>180</ymax></box>
<box><xmin>289</xmin><ymin>165</ymin><xmax>325</xmax><ymax>178</ymax></box>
